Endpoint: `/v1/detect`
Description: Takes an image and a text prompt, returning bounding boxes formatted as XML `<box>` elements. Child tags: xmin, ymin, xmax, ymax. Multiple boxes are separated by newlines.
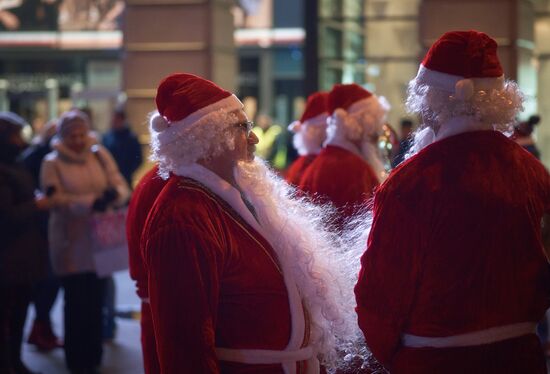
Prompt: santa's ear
<box><xmin>332</xmin><ymin>108</ymin><xmax>348</xmax><ymax>127</ymax></box>
<box><xmin>454</xmin><ymin>79</ymin><xmax>475</xmax><ymax>101</ymax></box>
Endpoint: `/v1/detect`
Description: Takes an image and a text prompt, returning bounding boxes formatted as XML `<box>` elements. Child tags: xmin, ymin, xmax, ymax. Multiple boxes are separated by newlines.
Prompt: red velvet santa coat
<box><xmin>126</xmin><ymin>165</ymin><xmax>166</xmax><ymax>374</ymax></box>
<box><xmin>299</xmin><ymin>145</ymin><xmax>379</xmax><ymax>228</ymax></box>
<box><xmin>286</xmin><ymin>155</ymin><xmax>316</xmax><ymax>187</ymax></box>
<box><xmin>142</xmin><ymin>165</ymin><xmax>313</xmax><ymax>373</ymax></box>
<box><xmin>355</xmin><ymin>131</ymin><xmax>550</xmax><ymax>373</ymax></box>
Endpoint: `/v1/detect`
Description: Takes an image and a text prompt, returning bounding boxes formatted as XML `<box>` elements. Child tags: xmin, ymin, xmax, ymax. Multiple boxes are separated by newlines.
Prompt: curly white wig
<box><xmin>406</xmin><ymin>78</ymin><xmax>524</xmax><ymax>132</ymax></box>
<box><xmin>326</xmin><ymin>96</ymin><xmax>390</xmax><ymax>145</ymax></box>
<box><xmin>404</xmin><ymin>77</ymin><xmax>524</xmax><ymax>159</ymax></box>
<box><xmin>149</xmin><ymin>109</ymin><xmax>240</xmax><ymax>178</ymax></box>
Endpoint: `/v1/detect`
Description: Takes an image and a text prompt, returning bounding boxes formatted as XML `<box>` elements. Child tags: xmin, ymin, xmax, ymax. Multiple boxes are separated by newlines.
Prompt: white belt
<box><xmin>215</xmin><ymin>346</ymin><xmax>319</xmax><ymax>374</ymax></box>
<box><xmin>402</xmin><ymin>322</ymin><xmax>537</xmax><ymax>348</ymax></box>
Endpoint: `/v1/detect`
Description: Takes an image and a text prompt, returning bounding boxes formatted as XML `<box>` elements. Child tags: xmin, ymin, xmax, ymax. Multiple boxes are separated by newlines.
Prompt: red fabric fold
<box><xmin>286</xmin><ymin>155</ymin><xmax>316</xmax><ymax>187</ymax></box>
<box><xmin>299</xmin><ymin>145</ymin><xmax>379</xmax><ymax>229</ymax></box>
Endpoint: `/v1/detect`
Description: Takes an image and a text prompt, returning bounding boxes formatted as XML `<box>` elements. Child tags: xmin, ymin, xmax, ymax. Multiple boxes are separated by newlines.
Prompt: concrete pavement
<box><xmin>20</xmin><ymin>270</ymin><xmax>550</xmax><ymax>373</ymax></box>
<box><xmin>22</xmin><ymin>271</ymin><xmax>144</xmax><ymax>374</ymax></box>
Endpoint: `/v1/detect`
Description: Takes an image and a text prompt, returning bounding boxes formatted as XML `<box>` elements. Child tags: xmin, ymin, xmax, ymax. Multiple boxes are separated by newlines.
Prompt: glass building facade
<box><xmin>315</xmin><ymin>0</ymin><xmax>367</xmax><ymax>90</ymax></box>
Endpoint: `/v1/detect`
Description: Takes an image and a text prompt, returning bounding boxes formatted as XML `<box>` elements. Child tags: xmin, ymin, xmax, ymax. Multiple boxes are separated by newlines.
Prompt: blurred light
<box><xmin>45</xmin><ymin>78</ymin><xmax>58</xmax><ymax>89</ymax></box>
<box><xmin>291</xmin><ymin>48</ymin><xmax>302</xmax><ymax>61</ymax></box>
<box><xmin>235</xmin><ymin>28</ymin><xmax>305</xmax><ymax>47</ymax></box>
<box><xmin>367</xmin><ymin>64</ymin><xmax>380</xmax><ymax>77</ymax></box>
<box><xmin>22</xmin><ymin>124</ymin><xmax>33</xmax><ymax>143</ymax></box>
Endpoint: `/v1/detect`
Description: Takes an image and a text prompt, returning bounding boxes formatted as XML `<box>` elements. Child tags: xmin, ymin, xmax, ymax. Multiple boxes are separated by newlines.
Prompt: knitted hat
<box><xmin>151</xmin><ymin>73</ymin><xmax>243</xmax><ymax>132</ymax></box>
<box><xmin>414</xmin><ymin>30</ymin><xmax>504</xmax><ymax>100</ymax></box>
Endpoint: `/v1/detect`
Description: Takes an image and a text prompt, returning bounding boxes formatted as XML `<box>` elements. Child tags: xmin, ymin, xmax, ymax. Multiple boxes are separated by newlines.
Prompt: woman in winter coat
<box><xmin>0</xmin><ymin>112</ymin><xmax>53</xmax><ymax>374</ymax></box>
<box><xmin>40</xmin><ymin>109</ymin><xmax>129</xmax><ymax>374</ymax></box>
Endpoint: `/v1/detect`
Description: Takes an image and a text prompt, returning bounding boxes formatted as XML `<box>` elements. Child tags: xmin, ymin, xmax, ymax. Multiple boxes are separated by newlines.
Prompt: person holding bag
<box><xmin>40</xmin><ymin>109</ymin><xmax>129</xmax><ymax>374</ymax></box>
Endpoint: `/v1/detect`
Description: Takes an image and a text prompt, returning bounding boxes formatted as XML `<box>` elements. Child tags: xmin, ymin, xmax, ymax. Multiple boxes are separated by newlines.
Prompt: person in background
<box><xmin>355</xmin><ymin>30</ymin><xmax>550</xmax><ymax>373</ymax></box>
<box><xmin>126</xmin><ymin>164</ymin><xmax>165</xmax><ymax>374</ymax></box>
<box><xmin>253</xmin><ymin>113</ymin><xmax>281</xmax><ymax>162</ymax></box>
<box><xmin>101</xmin><ymin>107</ymin><xmax>142</xmax><ymax>342</ymax></box>
<box><xmin>285</xmin><ymin>91</ymin><xmax>328</xmax><ymax>187</ymax></box>
<box><xmin>20</xmin><ymin>119</ymin><xmax>63</xmax><ymax>351</ymax></box>
<box><xmin>391</xmin><ymin>118</ymin><xmax>414</xmax><ymax>167</ymax></box>
<box><xmin>0</xmin><ymin>111</ymin><xmax>53</xmax><ymax>374</ymax></box>
<box><xmin>40</xmin><ymin>109</ymin><xmax>129</xmax><ymax>374</ymax></box>
<box><xmin>299</xmin><ymin>84</ymin><xmax>390</xmax><ymax>230</ymax></box>
<box><xmin>102</xmin><ymin>107</ymin><xmax>143</xmax><ymax>187</ymax></box>
<box><xmin>513</xmin><ymin>115</ymin><xmax>541</xmax><ymax>159</ymax></box>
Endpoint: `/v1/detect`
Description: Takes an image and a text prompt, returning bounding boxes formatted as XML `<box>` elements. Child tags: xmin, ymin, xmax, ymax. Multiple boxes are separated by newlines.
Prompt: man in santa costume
<box><xmin>141</xmin><ymin>73</ymin><xmax>361</xmax><ymax>373</ymax></box>
<box><xmin>285</xmin><ymin>91</ymin><xmax>328</xmax><ymax>187</ymax></box>
<box><xmin>126</xmin><ymin>164</ymin><xmax>165</xmax><ymax>374</ymax></box>
<box><xmin>299</xmin><ymin>84</ymin><xmax>389</xmax><ymax>229</ymax></box>
<box><xmin>354</xmin><ymin>30</ymin><xmax>550</xmax><ymax>373</ymax></box>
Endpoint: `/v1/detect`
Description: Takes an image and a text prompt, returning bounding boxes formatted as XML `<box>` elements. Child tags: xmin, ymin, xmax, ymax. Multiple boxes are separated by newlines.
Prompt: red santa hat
<box><xmin>288</xmin><ymin>91</ymin><xmax>329</xmax><ymax>133</ymax></box>
<box><xmin>150</xmin><ymin>73</ymin><xmax>243</xmax><ymax>132</ymax></box>
<box><xmin>414</xmin><ymin>30</ymin><xmax>504</xmax><ymax>100</ymax></box>
<box><xmin>327</xmin><ymin>84</ymin><xmax>373</xmax><ymax>114</ymax></box>
<box><xmin>326</xmin><ymin>83</ymin><xmax>389</xmax><ymax>140</ymax></box>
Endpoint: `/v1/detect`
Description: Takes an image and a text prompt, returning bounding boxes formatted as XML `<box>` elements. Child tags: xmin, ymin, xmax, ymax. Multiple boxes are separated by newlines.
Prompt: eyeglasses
<box><xmin>235</xmin><ymin>121</ymin><xmax>255</xmax><ymax>136</ymax></box>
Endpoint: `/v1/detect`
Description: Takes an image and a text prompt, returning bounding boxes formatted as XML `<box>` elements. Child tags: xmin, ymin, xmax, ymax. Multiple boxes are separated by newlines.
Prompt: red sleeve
<box><xmin>285</xmin><ymin>157</ymin><xmax>304</xmax><ymax>186</ymax></box>
<box><xmin>126</xmin><ymin>187</ymin><xmax>147</xmax><ymax>293</ymax></box>
<box><xmin>544</xmin><ymin>168</ymin><xmax>550</xmax><ymax>214</ymax></box>
<box><xmin>126</xmin><ymin>166</ymin><xmax>164</xmax><ymax>298</ymax></box>
<box><xmin>354</xmin><ymin>187</ymin><xmax>423</xmax><ymax>368</ymax></box>
<box><xmin>145</xmin><ymin>222</ymin><xmax>225</xmax><ymax>374</ymax></box>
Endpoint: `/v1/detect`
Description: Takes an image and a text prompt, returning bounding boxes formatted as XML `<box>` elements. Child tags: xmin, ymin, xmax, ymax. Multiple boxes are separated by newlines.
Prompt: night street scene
<box><xmin>1</xmin><ymin>0</ymin><xmax>550</xmax><ymax>373</ymax></box>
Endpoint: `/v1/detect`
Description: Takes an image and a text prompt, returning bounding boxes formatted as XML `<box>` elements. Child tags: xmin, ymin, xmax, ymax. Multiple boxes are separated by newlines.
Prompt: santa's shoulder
<box><xmin>145</xmin><ymin>175</ymin><xmax>226</xmax><ymax>226</ymax></box>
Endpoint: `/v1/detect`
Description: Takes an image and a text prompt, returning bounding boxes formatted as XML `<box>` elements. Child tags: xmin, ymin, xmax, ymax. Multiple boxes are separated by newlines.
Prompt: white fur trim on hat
<box><xmin>152</xmin><ymin>94</ymin><xmax>243</xmax><ymax>135</ymax></box>
<box><xmin>415</xmin><ymin>65</ymin><xmax>505</xmax><ymax>100</ymax></box>
<box><xmin>347</xmin><ymin>95</ymin><xmax>391</xmax><ymax>117</ymax></box>
<box><xmin>302</xmin><ymin>112</ymin><xmax>328</xmax><ymax>128</ymax></box>
<box><xmin>181</xmin><ymin>94</ymin><xmax>243</xmax><ymax>128</ymax></box>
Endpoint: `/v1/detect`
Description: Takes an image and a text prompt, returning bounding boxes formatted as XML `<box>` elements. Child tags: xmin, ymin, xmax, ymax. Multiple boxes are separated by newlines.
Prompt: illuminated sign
<box><xmin>0</xmin><ymin>0</ymin><xmax>123</xmax><ymax>49</ymax></box>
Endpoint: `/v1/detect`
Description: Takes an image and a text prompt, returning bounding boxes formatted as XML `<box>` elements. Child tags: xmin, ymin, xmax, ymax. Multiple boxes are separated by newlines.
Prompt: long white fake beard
<box><xmin>404</xmin><ymin>126</ymin><xmax>436</xmax><ymax>160</ymax></box>
<box><xmin>360</xmin><ymin>141</ymin><xmax>387</xmax><ymax>182</ymax></box>
<box><xmin>234</xmin><ymin>159</ymin><xmax>376</xmax><ymax>371</ymax></box>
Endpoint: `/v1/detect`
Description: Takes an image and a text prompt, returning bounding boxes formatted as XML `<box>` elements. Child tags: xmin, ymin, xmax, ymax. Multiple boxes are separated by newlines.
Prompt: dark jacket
<box><xmin>20</xmin><ymin>142</ymin><xmax>52</xmax><ymax>237</ymax></box>
<box><xmin>102</xmin><ymin>127</ymin><xmax>142</xmax><ymax>186</ymax></box>
<box><xmin>20</xmin><ymin>142</ymin><xmax>52</xmax><ymax>187</ymax></box>
<box><xmin>0</xmin><ymin>161</ymin><xmax>48</xmax><ymax>285</ymax></box>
